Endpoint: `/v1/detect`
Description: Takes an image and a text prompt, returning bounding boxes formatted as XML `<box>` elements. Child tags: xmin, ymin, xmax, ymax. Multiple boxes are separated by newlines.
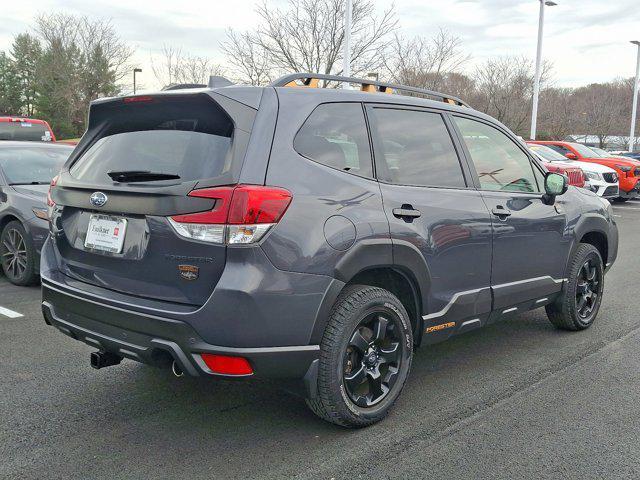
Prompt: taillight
<box><xmin>169</xmin><ymin>185</ymin><xmax>292</xmax><ymax>245</ymax></box>
<box><xmin>200</xmin><ymin>353</ymin><xmax>253</xmax><ymax>376</ymax></box>
<box><xmin>47</xmin><ymin>175</ymin><xmax>58</xmax><ymax>207</ymax></box>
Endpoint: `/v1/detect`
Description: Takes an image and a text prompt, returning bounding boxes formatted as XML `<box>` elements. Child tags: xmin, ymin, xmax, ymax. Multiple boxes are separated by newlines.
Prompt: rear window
<box><xmin>70</xmin><ymin>96</ymin><xmax>235</xmax><ymax>184</ymax></box>
<box><xmin>0</xmin><ymin>145</ymin><xmax>72</xmax><ymax>184</ymax></box>
<box><xmin>0</xmin><ymin>122</ymin><xmax>52</xmax><ymax>142</ymax></box>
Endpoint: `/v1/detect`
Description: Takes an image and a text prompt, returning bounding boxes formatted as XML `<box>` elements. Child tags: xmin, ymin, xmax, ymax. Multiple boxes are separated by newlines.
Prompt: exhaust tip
<box><xmin>171</xmin><ymin>361</ymin><xmax>184</xmax><ymax>377</ymax></box>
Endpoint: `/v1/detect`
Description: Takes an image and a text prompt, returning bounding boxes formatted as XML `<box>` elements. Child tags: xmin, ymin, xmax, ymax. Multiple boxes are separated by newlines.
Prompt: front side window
<box><xmin>370</xmin><ymin>108</ymin><xmax>466</xmax><ymax>188</ymax></box>
<box><xmin>294</xmin><ymin>103</ymin><xmax>373</xmax><ymax>178</ymax></box>
<box><xmin>454</xmin><ymin>117</ymin><xmax>539</xmax><ymax>193</ymax></box>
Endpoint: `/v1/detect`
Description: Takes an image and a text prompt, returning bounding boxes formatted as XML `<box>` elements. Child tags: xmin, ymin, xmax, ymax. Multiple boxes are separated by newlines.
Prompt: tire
<box><xmin>614</xmin><ymin>197</ymin><xmax>628</xmax><ymax>202</ymax></box>
<box><xmin>306</xmin><ymin>285</ymin><xmax>413</xmax><ymax>428</ymax></box>
<box><xmin>0</xmin><ymin>221</ymin><xmax>38</xmax><ymax>286</ymax></box>
<box><xmin>546</xmin><ymin>243</ymin><xmax>604</xmax><ymax>331</ymax></box>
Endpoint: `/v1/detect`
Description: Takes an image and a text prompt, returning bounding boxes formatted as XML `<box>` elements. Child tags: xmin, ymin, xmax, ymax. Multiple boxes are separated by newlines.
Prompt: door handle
<box><xmin>491</xmin><ymin>207</ymin><xmax>512</xmax><ymax>219</ymax></box>
<box><xmin>393</xmin><ymin>207</ymin><xmax>421</xmax><ymax>220</ymax></box>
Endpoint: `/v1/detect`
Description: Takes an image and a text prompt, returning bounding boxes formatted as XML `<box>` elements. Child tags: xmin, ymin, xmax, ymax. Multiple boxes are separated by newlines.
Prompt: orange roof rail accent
<box><xmin>271</xmin><ymin>73</ymin><xmax>470</xmax><ymax>107</ymax></box>
<box><xmin>284</xmin><ymin>77</ymin><xmax>319</xmax><ymax>88</ymax></box>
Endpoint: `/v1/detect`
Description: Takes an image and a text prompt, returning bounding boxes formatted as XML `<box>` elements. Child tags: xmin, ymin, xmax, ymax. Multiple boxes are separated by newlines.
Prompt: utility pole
<box><xmin>530</xmin><ymin>1</ymin><xmax>557</xmax><ymax>140</ymax></box>
<box><xmin>342</xmin><ymin>0</ymin><xmax>352</xmax><ymax>89</ymax></box>
<box><xmin>629</xmin><ymin>41</ymin><xmax>640</xmax><ymax>152</ymax></box>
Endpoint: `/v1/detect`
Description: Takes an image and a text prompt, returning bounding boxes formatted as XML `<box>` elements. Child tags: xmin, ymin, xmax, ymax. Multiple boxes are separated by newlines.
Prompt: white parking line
<box><xmin>0</xmin><ymin>306</ymin><xmax>23</xmax><ymax>318</ymax></box>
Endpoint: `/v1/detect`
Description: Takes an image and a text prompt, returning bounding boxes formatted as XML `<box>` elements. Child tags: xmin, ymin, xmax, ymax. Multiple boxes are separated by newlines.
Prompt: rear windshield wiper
<box><xmin>9</xmin><ymin>181</ymin><xmax>50</xmax><ymax>185</ymax></box>
<box><xmin>107</xmin><ymin>170</ymin><xmax>181</xmax><ymax>182</ymax></box>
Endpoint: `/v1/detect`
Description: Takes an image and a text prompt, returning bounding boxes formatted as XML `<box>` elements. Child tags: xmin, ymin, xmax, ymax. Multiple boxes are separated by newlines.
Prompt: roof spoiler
<box><xmin>160</xmin><ymin>76</ymin><xmax>235</xmax><ymax>91</ymax></box>
<box><xmin>208</xmin><ymin>76</ymin><xmax>234</xmax><ymax>88</ymax></box>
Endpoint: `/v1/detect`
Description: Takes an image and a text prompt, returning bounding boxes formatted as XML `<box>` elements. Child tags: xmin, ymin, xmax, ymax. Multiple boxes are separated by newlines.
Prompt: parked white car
<box><xmin>528</xmin><ymin>143</ymin><xmax>619</xmax><ymax>199</ymax></box>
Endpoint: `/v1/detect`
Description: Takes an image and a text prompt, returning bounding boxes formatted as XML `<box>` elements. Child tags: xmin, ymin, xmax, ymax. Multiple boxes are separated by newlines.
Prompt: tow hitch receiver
<box><xmin>90</xmin><ymin>351</ymin><xmax>122</xmax><ymax>369</ymax></box>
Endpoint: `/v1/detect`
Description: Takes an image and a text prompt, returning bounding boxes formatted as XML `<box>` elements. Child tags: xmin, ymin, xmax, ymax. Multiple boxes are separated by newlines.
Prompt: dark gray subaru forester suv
<box><xmin>42</xmin><ymin>73</ymin><xmax>618</xmax><ymax>427</ymax></box>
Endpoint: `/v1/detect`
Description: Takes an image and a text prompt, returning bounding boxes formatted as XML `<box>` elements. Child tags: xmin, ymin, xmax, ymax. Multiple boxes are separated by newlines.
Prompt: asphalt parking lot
<box><xmin>2</xmin><ymin>200</ymin><xmax>640</xmax><ymax>480</ymax></box>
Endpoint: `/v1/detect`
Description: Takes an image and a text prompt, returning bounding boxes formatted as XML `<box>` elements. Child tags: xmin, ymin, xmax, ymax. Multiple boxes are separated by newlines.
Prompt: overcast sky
<box><xmin>2</xmin><ymin>0</ymin><xmax>640</xmax><ymax>92</ymax></box>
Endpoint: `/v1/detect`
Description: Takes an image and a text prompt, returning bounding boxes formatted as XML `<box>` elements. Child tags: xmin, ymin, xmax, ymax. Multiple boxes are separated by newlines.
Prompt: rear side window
<box><xmin>70</xmin><ymin>95</ymin><xmax>234</xmax><ymax>184</ymax></box>
<box><xmin>294</xmin><ymin>103</ymin><xmax>373</xmax><ymax>178</ymax></box>
<box><xmin>370</xmin><ymin>108</ymin><xmax>465</xmax><ymax>188</ymax></box>
<box><xmin>454</xmin><ymin>116</ymin><xmax>539</xmax><ymax>193</ymax></box>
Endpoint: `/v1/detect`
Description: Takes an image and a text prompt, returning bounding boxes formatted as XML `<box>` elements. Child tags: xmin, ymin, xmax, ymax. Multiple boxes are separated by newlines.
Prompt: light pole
<box><xmin>342</xmin><ymin>0</ymin><xmax>352</xmax><ymax>89</ymax></box>
<box><xmin>530</xmin><ymin>0</ymin><xmax>557</xmax><ymax>140</ymax></box>
<box><xmin>629</xmin><ymin>41</ymin><xmax>640</xmax><ymax>152</ymax></box>
<box><xmin>133</xmin><ymin>68</ymin><xmax>142</xmax><ymax>94</ymax></box>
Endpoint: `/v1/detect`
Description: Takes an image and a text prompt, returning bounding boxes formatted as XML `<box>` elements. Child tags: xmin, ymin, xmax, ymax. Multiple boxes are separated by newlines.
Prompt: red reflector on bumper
<box><xmin>200</xmin><ymin>353</ymin><xmax>253</xmax><ymax>376</ymax></box>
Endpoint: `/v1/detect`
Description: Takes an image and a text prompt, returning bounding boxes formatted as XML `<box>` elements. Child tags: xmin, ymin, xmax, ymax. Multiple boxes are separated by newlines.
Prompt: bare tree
<box><xmin>472</xmin><ymin>56</ymin><xmax>552</xmax><ymax>137</ymax></box>
<box><xmin>382</xmin><ymin>29</ymin><xmax>469</xmax><ymax>91</ymax></box>
<box><xmin>572</xmin><ymin>80</ymin><xmax>630</xmax><ymax>147</ymax></box>
<box><xmin>537</xmin><ymin>87</ymin><xmax>576</xmax><ymax>140</ymax></box>
<box><xmin>223</xmin><ymin>30</ymin><xmax>274</xmax><ymax>86</ymax></box>
<box><xmin>222</xmin><ymin>0</ymin><xmax>397</xmax><ymax>85</ymax></box>
<box><xmin>151</xmin><ymin>45</ymin><xmax>225</xmax><ymax>88</ymax></box>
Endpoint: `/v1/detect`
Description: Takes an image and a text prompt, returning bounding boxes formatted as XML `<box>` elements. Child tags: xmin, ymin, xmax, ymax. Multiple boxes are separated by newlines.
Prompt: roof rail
<box><xmin>270</xmin><ymin>72</ymin><xmax>470</xmax><ymax>108</ymax></box>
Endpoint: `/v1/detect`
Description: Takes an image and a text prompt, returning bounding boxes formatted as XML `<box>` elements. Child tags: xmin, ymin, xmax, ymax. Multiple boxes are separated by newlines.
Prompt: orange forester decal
<box><xmin>425</xmin><ymin>321</ymin><xmax>456</xmax><ymax>334</ymax></box>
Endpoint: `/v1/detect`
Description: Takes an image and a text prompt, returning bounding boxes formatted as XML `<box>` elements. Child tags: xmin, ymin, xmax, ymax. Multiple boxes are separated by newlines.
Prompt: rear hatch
<box><xmin>48</xmin><ymin>91</ymin><xmax>257</xmax><ymax>306</ymax></box>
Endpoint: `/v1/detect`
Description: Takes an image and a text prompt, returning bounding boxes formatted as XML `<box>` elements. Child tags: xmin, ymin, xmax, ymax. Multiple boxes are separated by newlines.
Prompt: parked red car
<box><xmin>530</xmin><ymin>141</ymin><xmax>640</xmax><ymax>201</ymax></box>
<box><xmin>0</xmin><ymin>117</ymin><xmax>56</xmax><ymax>142</ymax></box>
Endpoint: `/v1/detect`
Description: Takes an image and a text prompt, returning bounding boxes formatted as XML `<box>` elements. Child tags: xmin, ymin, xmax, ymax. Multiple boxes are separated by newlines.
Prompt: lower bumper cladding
<box><xmin>41</xmin><ymin>280</ymin><xmax>320</xmax><ymax>380</ymax></box>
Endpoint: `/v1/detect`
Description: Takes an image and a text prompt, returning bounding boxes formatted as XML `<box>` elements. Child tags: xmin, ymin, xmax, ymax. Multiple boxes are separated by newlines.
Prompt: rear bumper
<box><xmin>41</xmin><ymin>278</ymin><xmax>320</xmax><ymax>380</ymax></box>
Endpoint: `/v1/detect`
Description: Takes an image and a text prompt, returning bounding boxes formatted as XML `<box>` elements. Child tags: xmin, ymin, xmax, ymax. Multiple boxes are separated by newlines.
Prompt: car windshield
<box><xmin>0</xmin><ymin>122</ymin><xmax>53</xmax><ymax>142</ymax></box>
<box><xmin>570</xmin><ymin>143</ymin><xmax>600</xmax><ymax>158</ymax></box>
<box><xmin>590</xmin><ymin>147</ymin><xmax>614</xmax><ymax>157</ymax></box>
<box><xmin>529</xmin><ymin>144</ymin><xmax>567</xmax><ymax>161</ymax></box>
<box><xmin>0</xmin><ymin>145</ymin><xmax>72</xmax><ymax>184</ymax></box>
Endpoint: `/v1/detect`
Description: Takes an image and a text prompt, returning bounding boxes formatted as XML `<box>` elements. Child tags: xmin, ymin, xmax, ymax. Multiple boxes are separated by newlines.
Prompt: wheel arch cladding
<box><xmin>574</xmin><ymin>213</ymin><xmax>611</xmax><ymax>265</ymax></box>
<box><xmin>311</xmin><ymin>239</ymin><xmax>430</xmax><ymax>345</ymax></box>
<box><xmin>0</xmin><ymin>214</ymin><xmax>23</xmax><ymax>232</ymax></box>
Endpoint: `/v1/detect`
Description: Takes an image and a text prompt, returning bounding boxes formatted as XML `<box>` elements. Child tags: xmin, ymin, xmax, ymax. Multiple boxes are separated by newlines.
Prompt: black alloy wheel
<box><xmin>306</xmin><ymin>285</ymin><xmax>413</xmax><ymax>428</ymax></box>
<box><xmin>343</xmin><ymin>312</ymin><xmax>403</xmax><ymax>407</ymax></box>
<box><xmin>546</xmin><ymin>243</ymin><xmax>604</xmax><ymax>331</ymax></box>
<box><xmin>575</xmin><ymin>258</ymin><xmax>601</xmax><ymax>320</ymax></box>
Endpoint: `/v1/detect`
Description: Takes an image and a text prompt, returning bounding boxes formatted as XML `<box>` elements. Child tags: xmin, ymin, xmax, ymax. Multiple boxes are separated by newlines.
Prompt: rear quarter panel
<box><xmin>260</xmin><ymin>90</ymin><xmax>392</xmax><ymax>278</ymax></box>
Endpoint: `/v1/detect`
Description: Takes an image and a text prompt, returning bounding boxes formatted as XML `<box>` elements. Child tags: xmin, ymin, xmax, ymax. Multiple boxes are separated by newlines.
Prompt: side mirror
<box><xmin>543</xmin><ymin>172</ymin><xmax>568</xmax><ymax>205</ymax></box>
<box><xmin>565</xmin><ymin>152</ymin><xmax>578</xmax><ymax>160</ymax></box>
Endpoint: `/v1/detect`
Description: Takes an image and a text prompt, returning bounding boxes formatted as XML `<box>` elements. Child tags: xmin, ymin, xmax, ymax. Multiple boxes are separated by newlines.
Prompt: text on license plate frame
<box><xmin>84</xmin><ymin>214</ymin><xmax>127</xmax><ymax>253</ymax></box>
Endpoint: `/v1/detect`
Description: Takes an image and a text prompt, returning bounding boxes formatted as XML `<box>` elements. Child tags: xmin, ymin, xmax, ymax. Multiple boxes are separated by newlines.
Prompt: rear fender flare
<box><xmin>309</xmin><ymin>239</ymin><xmax>431</xmax><ymax>344</ymax></box>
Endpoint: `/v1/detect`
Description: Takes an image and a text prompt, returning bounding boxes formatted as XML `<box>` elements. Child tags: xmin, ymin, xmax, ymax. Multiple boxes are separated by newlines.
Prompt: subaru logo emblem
<box><xmin>89</xmin><ymin>192</ymin><xmax>108</xmax><ymax>207</ymax></box>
